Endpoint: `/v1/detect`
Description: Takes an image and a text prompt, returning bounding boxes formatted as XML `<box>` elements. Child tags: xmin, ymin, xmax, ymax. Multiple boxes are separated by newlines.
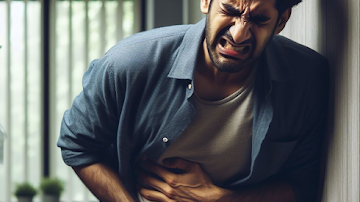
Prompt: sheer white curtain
<box><xmin>0</xmin><ymin>0</ymin><xmax>140</xmax><ymax>201</ymax></box>
<box><xmin>0</xmin><ymin>1</ymin><xmax>41</xmax><ymax>201</ymax></box>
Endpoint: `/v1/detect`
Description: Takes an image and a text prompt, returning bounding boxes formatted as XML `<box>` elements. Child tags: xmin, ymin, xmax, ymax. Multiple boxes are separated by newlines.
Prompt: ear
<box><xmin>201</xmin><ymin>0</ymin><xmax>211</xmax><ymax>14</ymax></box>
<box><xmin>274</xmin><ymin>8</ymin><xmax>291</xmax><ymax>35</ymax></box>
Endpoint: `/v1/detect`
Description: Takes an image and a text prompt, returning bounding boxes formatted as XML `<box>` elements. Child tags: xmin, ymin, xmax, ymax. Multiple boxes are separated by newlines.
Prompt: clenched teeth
<box><xmin>223</xmin><ymin>41</ymin><xmax>248</xmax><ymax>53</ymax></box>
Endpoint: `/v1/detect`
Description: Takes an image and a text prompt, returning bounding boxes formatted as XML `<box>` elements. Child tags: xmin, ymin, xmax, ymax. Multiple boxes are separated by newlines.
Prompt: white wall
<box><xmin>282</xmin><ymin>1</ymin><xmax>360</xmax><ymax>201</ymax></box>
<box><xmin>323</xmin><ymin>0</ymin><xmax>359</xmax><ymax>201</ymax></box>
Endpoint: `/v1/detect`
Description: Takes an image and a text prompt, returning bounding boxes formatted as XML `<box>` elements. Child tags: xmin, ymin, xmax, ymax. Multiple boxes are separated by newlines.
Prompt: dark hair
<box><xmin>208</xmin><ymin>0</ymin><xmax>302</xmax><ymax>15</ymax></box>
<box><xmin>275</xmin><ymin>0</ymin><xmax>302</xmax><ymax>14</ymax></box>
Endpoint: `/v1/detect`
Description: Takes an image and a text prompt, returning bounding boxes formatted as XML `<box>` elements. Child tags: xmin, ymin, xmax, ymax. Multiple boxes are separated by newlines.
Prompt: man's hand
<box><xmin>137</xmin><ymin>157</ymin><xmax>228</xmax><ymax>202</ymax></box>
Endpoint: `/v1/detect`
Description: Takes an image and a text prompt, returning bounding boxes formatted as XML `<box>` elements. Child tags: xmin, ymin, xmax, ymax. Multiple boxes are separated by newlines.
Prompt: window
<box><xmin>0</xmin><ymin>0</ymin><xmax>140</xmax><ymax>201</ymax></box>
<box><xmin>0</xmin><ymin>1</ymin><xmax>42</xmax><ymax>201</ymax></box>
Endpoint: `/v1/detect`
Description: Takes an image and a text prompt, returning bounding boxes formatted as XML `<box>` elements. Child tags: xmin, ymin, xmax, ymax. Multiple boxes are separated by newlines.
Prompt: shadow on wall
<box><xmin>317</xmin><ymin>0</ymin><xmax>348</xmax><ymax>201</ymax></box>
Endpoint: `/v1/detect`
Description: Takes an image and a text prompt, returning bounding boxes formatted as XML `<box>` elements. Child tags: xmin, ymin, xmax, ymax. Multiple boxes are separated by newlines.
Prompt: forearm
<box><xmin>73</xmin><ymin>162</ymin><xmax>135</xmax><ymax>202</ymax></box>
<box><xmin>219</xmin><ymin>179</ymin><xmax>296</xmax><ymax>202</ymax></box>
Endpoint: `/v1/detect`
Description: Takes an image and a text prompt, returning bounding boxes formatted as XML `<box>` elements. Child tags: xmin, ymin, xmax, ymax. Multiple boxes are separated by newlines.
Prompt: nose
<box><xmin>229</xmin><ymin>18</ymin><xmax>251</xmax><ymax>44</ymax></box>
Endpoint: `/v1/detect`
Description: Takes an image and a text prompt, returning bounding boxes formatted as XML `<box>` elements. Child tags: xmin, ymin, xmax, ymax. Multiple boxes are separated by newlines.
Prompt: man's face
<box><xmin>203</xmin><ymin>0</ymin><xmax>280</xmax><ymax>73</ymax></box>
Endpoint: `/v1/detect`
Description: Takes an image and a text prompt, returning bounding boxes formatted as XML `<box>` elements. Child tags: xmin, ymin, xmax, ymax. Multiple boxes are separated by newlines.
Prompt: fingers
<box><xmin>137</xmin><ymin>159</ymin><xmax>216</xmax><ymax>202</ymax></box>
<box><xmin>138</xmin><ymin>171</ymin><xmax>171</xmax><ymax>194</ymax></box>
<box><xmin>138</xmin><ymin>171</ymin><xmax>182</xmax><ymax>201</ymax></box>
<box><xmin>138</xmin><ymin>187</ymin><xmax>176</xmax><ymax>202</ymax></box>
<box><xmin>140</xmin><ymin>160</ymin><xmax>180</xmax><ymax>187</ymax></box>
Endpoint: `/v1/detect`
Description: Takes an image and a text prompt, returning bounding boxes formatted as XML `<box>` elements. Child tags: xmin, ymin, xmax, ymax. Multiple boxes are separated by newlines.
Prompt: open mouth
<box><xmin>218</xmin><ymin>38</ymin><xmax>252</xmax><ymax>60</ymax></box>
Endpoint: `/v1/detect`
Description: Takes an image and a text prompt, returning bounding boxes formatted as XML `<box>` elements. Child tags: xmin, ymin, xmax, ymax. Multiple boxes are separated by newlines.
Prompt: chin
<box><xmin>214</xmin><ymin>62</ymin><xmax>251</xmax><ymax>73</ymax></box>
<box><xmin>214</xmin><ymin>55</ymin><xmax>257</xmax><ymax>73</ymax></box>
<box><xmin>216</xmin><ymin>67</ymin><xmax>244</xmax><ymax>73</ymax></box>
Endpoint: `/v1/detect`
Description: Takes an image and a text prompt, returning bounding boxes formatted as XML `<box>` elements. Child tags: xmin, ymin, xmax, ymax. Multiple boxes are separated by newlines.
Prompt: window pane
<box><xmin>0</xmin><ymin>2</ymin><xmax>8</xmax><ymax>202</ymax></box>
<box><xmin>55</xmin><ymin>0</ymin><xmax>70</xmax><ymax>133</ymax></box>
<box><xmin>88</xmin><ymin>1</ymin><xmax>102</xmax><ymax>60</ymax></box>
<box><xmin>27</xmin><ymin>2</ymin><xmax>41</xmax><ymax>202</ymax></box>
<box><xmin>105</xmin><ymin>1</ymin><xmax>117</xmax><ymax>51</ymax></box>
<box><xmin>10</xmin><ymin>3</ymin><xmax>25</xmax><ymax>194</ymax></box>
<box><xmin>0</xmin><ymin>1</ymin><xmax>42</xmax><ymax>201</ymax></box>
<box><xmin>55</xmin><ymin>1</ymin><xmax>71</xmax><ymax>202</ymax></box>
<box><xmin>72</xmin><ymin>1</ymin><xmax>86</xmax><ymax>98</ymax></box>
<box><xmin>0</xmin><ymin>0</ymin><xmax>140</xmax><ymax>201</ymax></box>
<box><xmin>123</xmin><ymin>0</ymin><xmax>134</xmax><ymax>38</ymax></box>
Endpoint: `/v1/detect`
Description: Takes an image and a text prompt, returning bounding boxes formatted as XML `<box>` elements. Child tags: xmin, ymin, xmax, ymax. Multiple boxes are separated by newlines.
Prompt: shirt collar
<box><xmin>167</xmin><ymin>18</ymin><xmax>206</xmax><ymax>80</ymax></box>
<box><xmin>168</xmin><ymin>18</ymin><xmax>294</xmax><ymax>82</ymax></box>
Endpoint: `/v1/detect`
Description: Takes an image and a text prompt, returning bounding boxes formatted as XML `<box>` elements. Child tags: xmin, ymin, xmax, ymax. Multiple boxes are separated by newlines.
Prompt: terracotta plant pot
<box><xmin>17</xmin><ymin>197</ymin><xmax>33</xmax><ymax>202</ymax></box>
<box><xmin>42</xmin><ymin>195</ymin><xmax>59</xmax><ymax>202</ymax></box>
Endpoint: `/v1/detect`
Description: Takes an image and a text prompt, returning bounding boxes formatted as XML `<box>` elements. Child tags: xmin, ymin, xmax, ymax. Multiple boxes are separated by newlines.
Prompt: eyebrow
<box><xmin>222</xmin><ymin>3</ymin><xmax>271</xmax><ymax>22</ymax></box>
<box><xmin>222</xmin><ymin>3</ymin><xmax>243</xmax><ymax>16</ymax></box>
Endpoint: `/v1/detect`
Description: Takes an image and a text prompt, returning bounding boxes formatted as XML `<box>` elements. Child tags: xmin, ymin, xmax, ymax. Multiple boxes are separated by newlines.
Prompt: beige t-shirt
<box><xmin>139</xmin><ymin>69</ymin><xmax>256</xmax><ymax>201</ymax></box>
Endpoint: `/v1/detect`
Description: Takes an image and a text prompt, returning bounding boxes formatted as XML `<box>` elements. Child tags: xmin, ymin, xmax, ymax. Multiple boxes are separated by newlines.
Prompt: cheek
<box><xmin>211</xmin><ymin>17</ymin><xmax>233</xmax><ymax>38</ymax></box>
<box><xmin>252</xmin><ymin>28</ymin><xmax>273</xmax><ymax>51</ymax></box>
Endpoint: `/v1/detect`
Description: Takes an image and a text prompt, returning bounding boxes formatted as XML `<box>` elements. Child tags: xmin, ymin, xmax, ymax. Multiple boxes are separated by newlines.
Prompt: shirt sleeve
<box><xmin>281</xmin><ymin>59</ymin><xmax>329</xmax><ymax>202</ymax></box>
<box><xmin>57</xmin><ymin>58</ymin><xmax>122</xmax><ymax>167</ymax></box>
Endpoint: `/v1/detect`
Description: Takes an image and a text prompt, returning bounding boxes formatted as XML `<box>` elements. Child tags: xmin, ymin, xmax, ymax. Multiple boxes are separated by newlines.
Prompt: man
<box><xmin>58</xmin><ymin>0</ymin><xmax>328</xmax><ymax>201</ymax></box>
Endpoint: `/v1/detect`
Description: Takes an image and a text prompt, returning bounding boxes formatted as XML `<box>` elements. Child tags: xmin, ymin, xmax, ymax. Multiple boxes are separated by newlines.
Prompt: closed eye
<box><xmin>221</xmin><ymin>3</ymin><xmax>271</xmax><ymax>25</ymax></box>
<box><xmin>250</xmin><ymin>15</ymin><xmax>271</xmax><ymax>25</ymax></box>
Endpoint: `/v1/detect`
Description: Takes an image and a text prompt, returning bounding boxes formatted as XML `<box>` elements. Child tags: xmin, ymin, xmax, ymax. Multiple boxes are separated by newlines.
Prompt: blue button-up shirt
<box><xmin>58</xmin><ymin>18</ymin><xmax>328</xmax><ymax>202</ymax></box>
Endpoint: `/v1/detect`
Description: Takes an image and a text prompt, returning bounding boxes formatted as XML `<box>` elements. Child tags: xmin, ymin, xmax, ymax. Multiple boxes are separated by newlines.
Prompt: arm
<box><xmin>73</xmin><ymin>163</ymin><xmax>135</xmax><ymax>202</ymax></box>
<box><xmin>57</xmin><ymin>60</ymin><xmax>130</xmax><ymax>199</ymax></box>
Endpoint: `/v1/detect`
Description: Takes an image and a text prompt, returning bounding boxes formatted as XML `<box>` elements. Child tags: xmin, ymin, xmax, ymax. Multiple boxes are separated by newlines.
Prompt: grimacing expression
<box><xmin>204</xmin><ymin>0</ymin><xmax>281</xmax><ymax>73</ymax></box>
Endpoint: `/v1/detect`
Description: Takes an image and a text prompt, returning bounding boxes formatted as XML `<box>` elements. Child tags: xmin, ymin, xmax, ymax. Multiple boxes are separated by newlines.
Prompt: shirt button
<box><xmin>162</xmin><ymin>137</ymin><xmax>169</xmax><ymax>143</ymax></box>
<box><xmin>188</xmin><ymin>83</ymin><xmax>192</xmax><ymax>90</ymax></box>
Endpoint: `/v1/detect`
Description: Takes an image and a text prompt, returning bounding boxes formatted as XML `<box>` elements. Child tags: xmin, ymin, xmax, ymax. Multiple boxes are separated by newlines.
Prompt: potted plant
<box><xmin>39</xmin><ymin>177</ymin><xmax>64</xmax><ymax>202</ymax></box>
<box><xmin>14</xmin><ymin>182</ymin><xmax>37</xmax><ymax>202</ymax></box>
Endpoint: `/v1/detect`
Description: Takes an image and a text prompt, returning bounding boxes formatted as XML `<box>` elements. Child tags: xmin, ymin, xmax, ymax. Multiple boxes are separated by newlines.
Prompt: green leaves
<box><xmin>14</xmin><ymin>182</ymin><xmax>37</xmax><ymax>197</ymax></box>
<box><xmin>39</xmin><ymin>178</ymin><xmax>65</xmax><ymax>197</ymax></box>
